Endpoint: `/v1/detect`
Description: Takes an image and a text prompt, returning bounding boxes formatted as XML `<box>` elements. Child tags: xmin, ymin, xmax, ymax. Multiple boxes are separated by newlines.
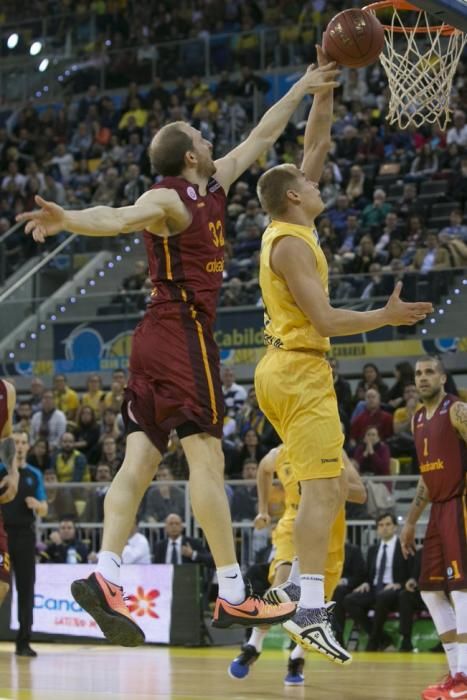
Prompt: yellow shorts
<box><xmin>268</xmin><ymin>507</ymin><xmax>346</xmax><ymax>601</ymax></box>
<box><xmin>255</xmin><ymin>349</ymin><xmax>344</xmax><ymax>481</ymax></box>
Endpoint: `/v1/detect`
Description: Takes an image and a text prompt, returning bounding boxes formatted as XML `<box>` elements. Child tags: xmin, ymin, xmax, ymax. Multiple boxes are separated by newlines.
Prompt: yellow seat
<box><xmin>389</xmin><ymin>457</ymin><xmax>400</xmax><ymax>475</ymax></box>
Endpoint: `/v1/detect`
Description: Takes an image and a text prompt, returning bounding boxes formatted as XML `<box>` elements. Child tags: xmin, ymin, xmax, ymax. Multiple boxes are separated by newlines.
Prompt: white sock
<box><xmin>247</xmin><ymin>627</ymin><xmax>268</xmax><ymax>652</ymax></box>
<box><xmin>457</xmin><ymin>643</ymin><xmax>467</xmax><ymax>676</ymax></box>
<box><xmin>288</xmin><ymin>557</ymin><xmax>301</xmax><ymax>586</ymax></box>
<box><xmin>217</xmin><ymin>563</ymin><xmax>245</xmax><ymax>604</ymax></box>
<box><xmin>443</xmin><ymin>642</ymin><xmax>458</xmax><ymax>676</ymax></box>
<box><xmin>97</xmin><ymin>551</ymin><xmax>122</xmax><ymax>586</ymax></box>
<box><xmin>290</xmin><ymin>644</ymin><xmax>306</xmax><ymax>660</ymax></box>
<box><xmin>299</xmin><ymin>574</ymin><xmax>325</xmax><ymax>609</ymax></box>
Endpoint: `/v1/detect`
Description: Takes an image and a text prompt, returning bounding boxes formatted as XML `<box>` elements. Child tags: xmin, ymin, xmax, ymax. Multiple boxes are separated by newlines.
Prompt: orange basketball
<box><xmin>323</xmin><ymin>8</ymin><xmax>385</xmax><ymax>68</ymax></box>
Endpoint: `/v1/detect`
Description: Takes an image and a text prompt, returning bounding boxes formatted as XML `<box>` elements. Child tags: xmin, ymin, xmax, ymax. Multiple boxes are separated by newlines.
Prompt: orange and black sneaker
<box><xmin>212</xmin><ymin>593</ymin><xmax>296</xmax><ymax>629</ymax></box>
<box><xmin>71</xmin><ymin>572</ymin><xmax>145</xmax><ymax>647</ymax></box>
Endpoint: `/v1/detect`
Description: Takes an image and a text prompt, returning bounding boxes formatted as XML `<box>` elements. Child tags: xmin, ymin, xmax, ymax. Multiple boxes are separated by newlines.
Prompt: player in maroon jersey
<box><xmin>0</xmin><ymin>379</ymin><xmax>20</xmax><ymax>606</ymax></box>
<box><xmin>400</xmin><ymin>356</ymin><xmax>467</xmax><ymax>700</ymax></box>
<box><xmin>17</xmin><ymin>62</ymin><xmax>340</xmax><ymax>645</ymax></box>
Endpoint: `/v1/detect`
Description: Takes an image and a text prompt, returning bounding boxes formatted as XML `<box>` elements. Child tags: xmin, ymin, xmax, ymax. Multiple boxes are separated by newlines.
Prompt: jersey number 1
<box><xmin>423</xmin><ymin>437</ymin><xmax>428</xmax><ymax>457</ymax></box>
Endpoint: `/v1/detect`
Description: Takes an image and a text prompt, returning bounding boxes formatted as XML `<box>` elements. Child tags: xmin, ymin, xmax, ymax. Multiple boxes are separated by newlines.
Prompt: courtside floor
<box><xmin>0</xmin><ymin>643</ymin><xmax>446</xmax><ymax>699</ymax></box>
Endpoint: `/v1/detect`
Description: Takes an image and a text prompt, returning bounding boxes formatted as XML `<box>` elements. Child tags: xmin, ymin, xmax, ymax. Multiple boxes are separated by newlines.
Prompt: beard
<box><xmin>420</xmin><ymin>385</ymin><xmax>442</xmax><ymax>402</ymax></box>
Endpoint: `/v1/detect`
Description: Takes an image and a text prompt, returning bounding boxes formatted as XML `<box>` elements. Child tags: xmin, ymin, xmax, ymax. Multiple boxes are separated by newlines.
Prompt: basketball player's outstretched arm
<box><xmin>17</xmin><ymin>188</ymin><xmax>191</xmax><ymax>243</ymax></box>
<box><xmin>450</xmin><ymin>400</ymin><xmax>467</xmax><ymax>445</ymax></box>
<box><xmin>301</xmin><ymin>45</ymin><xmax>334</xmax><ymax>183</ymax></box>
<box><xmin>270</xmin><ymin>237</ymin><xmax>434</xmax><ymax>334</ymax></box>
<box><xmin>254</xmin><ymin>446</ymin><xmax>280</xmax><ymax>529</ymax></box>
<box><xmin>214</xmin><ymin>62</ymin><xmax>340</xmax><ymax>192</ymax></box>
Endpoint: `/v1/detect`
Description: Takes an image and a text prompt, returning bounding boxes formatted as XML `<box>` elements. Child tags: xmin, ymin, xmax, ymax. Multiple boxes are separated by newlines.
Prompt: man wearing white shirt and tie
<box><xmin>153</xmin><ymin>513</ymin><xmax>213</xmax><ymax>567</ymax></box>
<box><xmin>343</xmin><ymin>512</ymin><xmax>411</xmax><ymax>651</ymax></box>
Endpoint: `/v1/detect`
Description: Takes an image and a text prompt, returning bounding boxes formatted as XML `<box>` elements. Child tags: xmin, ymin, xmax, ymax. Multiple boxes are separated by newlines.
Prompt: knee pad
<box><xmin>420</xmin><ymin>590</ymin><xmax>456</xmax><ymax>636</ymax></box>
<box><xmin>451</xmin><ymin>590</ymin><xmax>467</xmax><ymax>635</ymax></box>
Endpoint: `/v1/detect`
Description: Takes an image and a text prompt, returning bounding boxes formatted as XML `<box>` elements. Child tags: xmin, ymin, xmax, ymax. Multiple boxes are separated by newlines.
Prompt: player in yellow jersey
<box><xmin>254</xmin><ymin>46</ymin><xmax>433</xmax><ymax>663</ymax></box>
<box><xmin>228</xmin><ymin>444</ymin><xmax>366</xmax><ymax>684</ymax></box>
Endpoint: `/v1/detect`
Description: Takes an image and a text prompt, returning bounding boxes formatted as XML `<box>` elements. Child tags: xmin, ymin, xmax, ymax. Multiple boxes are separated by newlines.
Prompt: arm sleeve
<box><xmin>35</xmin><ymin>469</ymin><xmax>47</xmax><ymax>502</ymax></box>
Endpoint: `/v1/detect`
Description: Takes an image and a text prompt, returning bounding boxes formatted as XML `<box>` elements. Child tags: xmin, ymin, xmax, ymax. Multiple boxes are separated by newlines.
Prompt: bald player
<box><xmin>17</xmin><ymin>61</ymin><xmax>340</xmax><ymax>645</ymax></box>
<box><xmin>254</xmin><ymin>47</ymin><xmax>433</xmax><ymax>662</ymax></box>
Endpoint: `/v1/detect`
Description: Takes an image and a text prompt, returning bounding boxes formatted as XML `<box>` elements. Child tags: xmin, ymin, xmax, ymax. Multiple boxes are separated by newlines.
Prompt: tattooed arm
<box><xmin>450</xmin><ymin>401</ymin><xmax>467</xmax><ymax>445</ymax></box>
<box><xmin>400</xmin><ymin>477</ymin><xmax>430</xmax><ymax>558</ymax></box>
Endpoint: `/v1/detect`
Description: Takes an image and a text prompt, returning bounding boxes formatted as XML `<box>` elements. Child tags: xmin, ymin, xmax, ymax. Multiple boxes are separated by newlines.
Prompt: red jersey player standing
<box><xmin>17</xmin><ymin>61</ymin><xmax>340</xmax><ymax>646</ymax></box>
<box><xmin>400</xmin><ymin>356</ymin><xmax>467</xmax><ymax>700</ymax></box>
<box><xmin>0</xmin><ymin>379</ymin><xmax>20</xmax><ymax>605</ymax></box>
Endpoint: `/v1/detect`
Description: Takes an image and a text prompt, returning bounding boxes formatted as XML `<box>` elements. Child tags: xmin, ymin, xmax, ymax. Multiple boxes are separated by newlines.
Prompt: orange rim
<box><xmin>363</xmin><ymin>1</ymin><xmax>460</xmax><ymax>35</ymax></box>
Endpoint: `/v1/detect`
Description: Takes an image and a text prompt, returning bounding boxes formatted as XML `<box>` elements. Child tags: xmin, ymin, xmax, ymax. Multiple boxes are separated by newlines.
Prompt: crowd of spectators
<box><xmin>0</xmin><ymin>4</ymin><xmax>465</xmax><ymax>298</ymax></box>
<box><xmin>9</xmin><ymin>357</ymin><xmax>464</xmax><ymax>524</ymax></box>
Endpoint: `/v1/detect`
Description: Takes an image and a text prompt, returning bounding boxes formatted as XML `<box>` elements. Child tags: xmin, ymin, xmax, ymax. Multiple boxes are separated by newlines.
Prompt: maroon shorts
<box><xmin>419</xmin><ymin>493</ymin><xmax>467</xmax><ymax>592</ymax></box>
<box><xmin>123</xmin><ymin>306</ymin><xmax>224</xmax><ymax>454</ymax></box>
<box><xmin>0</xmin><ymin>517</ymin><xmax>10</xmax><ymax>584</ymax></box>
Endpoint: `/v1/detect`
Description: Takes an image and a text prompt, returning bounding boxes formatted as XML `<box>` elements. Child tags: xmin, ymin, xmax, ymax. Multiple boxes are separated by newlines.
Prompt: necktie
<box><xmin>171</xmin><ymin>541</ymin><xmax>178</xmax><ymax>565</ymax></box>
<box><xmin>376</xmin><ymin>543</ymin><xmax>387</xmax><ymax>591</ymax></box>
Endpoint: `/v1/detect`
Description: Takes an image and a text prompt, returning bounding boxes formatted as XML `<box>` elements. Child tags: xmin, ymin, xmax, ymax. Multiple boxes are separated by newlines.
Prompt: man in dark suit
<box><xmin>331</xmin><ymin>541</ymin><xmax>367</xmax><ymax>645</ymax></box>
<box><xmin>153</xmin><ymin>513</ymin><xmax>213</xmax><ymax>566</ymax></box>
<box><xmin>343</xmin><ymin>512</ymin><xmax>411</xmax><ymax>650</ymax></box>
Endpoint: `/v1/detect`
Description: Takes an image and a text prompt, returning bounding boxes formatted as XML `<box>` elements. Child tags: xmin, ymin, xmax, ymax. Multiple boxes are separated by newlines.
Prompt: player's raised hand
<box><xmin>316</xmin><ymin>44</ymin><xmax>332</xmax><ymax>67</ymax></box>
<box><xmin>400</xmin><ymin>522</ymin><xmax>417</xmax><ymax>559</ymax></box>
<box><xmin>298</xmin><ymin>62</ymin><xmax>340</xmax><ymax>96</ymax></box>
<box><xmin>16</xmin><ymin>195</ymin><xmax>66</xmax><ymax>243</ymax></box>
<box><xmin>254</xmin><ymin>512</ymin><xmax>271</xmax><ymax>530</ymax></box>
<box><xmin>384</xmin><ymin>281</ymin><xmax>433</xmax><ymax>326</ymax></box>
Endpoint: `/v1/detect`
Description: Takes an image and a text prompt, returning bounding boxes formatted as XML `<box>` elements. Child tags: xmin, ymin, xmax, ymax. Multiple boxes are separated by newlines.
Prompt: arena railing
<box><xmin>36</xmin><ymin>476</ymin><xmax>426</xmax><ymax>570</ymax></box>
<box><xmin>0</xmin><ymin>25</ymin><xmax>312</xmax><ymax>106</ymax></box>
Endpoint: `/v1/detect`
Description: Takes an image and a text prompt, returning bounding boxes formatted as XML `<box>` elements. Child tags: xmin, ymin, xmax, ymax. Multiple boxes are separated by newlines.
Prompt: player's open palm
<box><xmin>299</xmin><ymin>62</ymin><xmax>340</xmax><ymax>95</ymax></box>
<box><xmin>385</xmin><ymin>282</ymin><xmax>433</xmax><ymax>326</ymax></box>
<box><xmin>16</xmin><ymin>195</ymin><xmax>66</xmax><ymax>243</ymax></box>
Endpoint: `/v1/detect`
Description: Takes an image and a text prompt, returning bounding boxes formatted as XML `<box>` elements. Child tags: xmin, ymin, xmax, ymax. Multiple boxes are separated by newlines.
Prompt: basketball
<box><xmin>322</xmin><ymin>9</ymin><xmax>385</xmax><ymax>68</ymax></box>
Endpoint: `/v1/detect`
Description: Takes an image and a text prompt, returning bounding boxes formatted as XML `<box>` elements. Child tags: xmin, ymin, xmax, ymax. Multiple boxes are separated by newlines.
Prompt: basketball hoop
<box><xmin>363</xmin><ymin>1</ymin><xmax>467</xmax><ymax>130</ymax></box>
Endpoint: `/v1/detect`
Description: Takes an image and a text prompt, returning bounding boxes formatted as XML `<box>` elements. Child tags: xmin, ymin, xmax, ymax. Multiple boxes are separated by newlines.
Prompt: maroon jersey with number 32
<box><xmin>144</xmin><ymin>176</ymin><xmax>226</xmax><ymax>325</ymax></box>
<box><xmin>414</xmin><ymin>394</ymin><xmax>467</xmax><ymax>502</ymax></box>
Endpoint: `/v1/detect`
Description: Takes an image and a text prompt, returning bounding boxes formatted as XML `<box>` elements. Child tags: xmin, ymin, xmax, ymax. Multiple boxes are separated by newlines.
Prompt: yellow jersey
<box><xmin>275</xmin><ymin>445</ymin><xmax>300</xmax><ymax>520</ymax></box>
<box><xmin>259</xmin><ymin>220</ymin><xmax>330</xmax><ymax>353</ymax></box>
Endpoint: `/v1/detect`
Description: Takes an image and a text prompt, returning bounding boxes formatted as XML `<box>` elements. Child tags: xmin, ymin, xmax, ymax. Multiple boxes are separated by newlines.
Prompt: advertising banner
<box><xmin>11</xmin><ymin>564</ymin><xmax>174</xmax><ymax>643</ymax></box>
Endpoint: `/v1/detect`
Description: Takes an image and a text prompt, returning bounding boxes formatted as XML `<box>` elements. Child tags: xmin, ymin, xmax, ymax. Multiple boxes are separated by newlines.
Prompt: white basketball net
<box><xmin>371</xmin><ymin>7</ymin><xmax>467</xmax><ymax>129</ymax></box>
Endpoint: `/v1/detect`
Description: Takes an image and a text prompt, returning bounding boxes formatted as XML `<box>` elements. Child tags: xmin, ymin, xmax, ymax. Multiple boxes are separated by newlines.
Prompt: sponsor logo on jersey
<box><xmin>208</xmin><ymin>179</ymin><xmax>221</xmax><ymax>193</ymax></box>
<box><xmin>420</xmin><ymin>458</ymin><xmax>444</xmax><ymax>473</ymax></box>
<box><xmin>321</xmin><ymin>457</ymin><xmax>339</xmax><ymax>464</ymax></box>
<box><xmin>187</xmin><ymin>186</ymin><xmax>197</xmax><ymax>201</ymax></box>
<box><xmin>440</xmin><ymin>399</ymin><xmax>450</xmax><ymax>415</ymax></box>
<box><xmin>205</xmin><ymin>258</ymin><xmax>224</xmax><ymax>273</ymax></box>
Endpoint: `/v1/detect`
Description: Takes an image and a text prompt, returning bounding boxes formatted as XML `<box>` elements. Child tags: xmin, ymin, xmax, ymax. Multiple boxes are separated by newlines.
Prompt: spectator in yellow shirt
<box><xmin>118</xmin><ymin>97</ymin><xmax>148</xmax><ymax>129</ymax></box>
<box><xmin>53</xmin><ymin>374</ymin><xmax>80</xmax><ymax>422</ymax></box>
<box><xmin>51</xmin><ymin>432</ymin><xmax>90</xmax><ymax>482</ymax></box>
<box><xmin>192</xmin><ymin>92</ymin><xmax>219</xmax><ymax>119</ymax></box>
<box><xmin>102</xmin><ymin>369</ymin><xmax>127</xmax><ymax>413</ymax></box>
<box><xmin>81</xmin><ymin>374</ymin><xmax>106</xmax><ymax>419</ymax></box>
<box><xmin>392</xmin><ymin>384</ymin><xmax>423</xmax><ymax>434</ymax></box>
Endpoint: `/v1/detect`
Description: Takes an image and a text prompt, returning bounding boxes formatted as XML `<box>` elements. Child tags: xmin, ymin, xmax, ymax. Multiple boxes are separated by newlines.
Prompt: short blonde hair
<box><xmin>256</xmin><ymin>164</ymin><xmax>301</xmax><ymax>217</ymax></box>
